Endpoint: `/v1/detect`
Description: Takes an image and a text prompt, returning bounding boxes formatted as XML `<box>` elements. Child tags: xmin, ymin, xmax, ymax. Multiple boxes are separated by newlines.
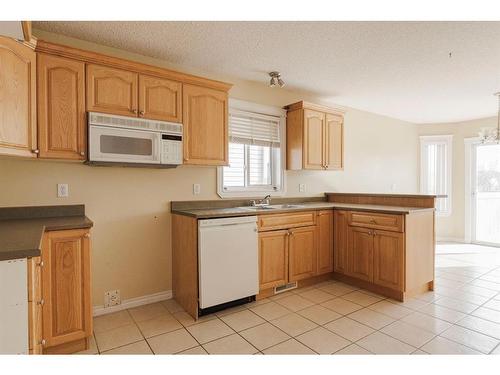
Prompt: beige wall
<box><xmin>418</xmin><ymin>117</ymin><xmax>496</xmax><ymax>241</ymax></box>
<box><xmin>0</xmin><ymin>30</ymin><xmax>419</xmax><ymax>307</ymax></box>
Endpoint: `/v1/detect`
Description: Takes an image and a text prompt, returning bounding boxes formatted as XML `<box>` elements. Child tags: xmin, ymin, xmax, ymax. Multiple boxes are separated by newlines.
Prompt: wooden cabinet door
<box><xmin>346</xmin><ymin>226</ymin><xmax>374</xmax><ymax>282</ymax></box>
<box><xmin>41</xmin><ymin>229</ymin><xmax>92</xmax><ymax>349</ymax></box>
<box><xmin>183</xmin><ymin>84</ymin><xmax>228</xmax><ymax>165</ymax></box>
<box><xmin>373</xmin><ymin>230</ymin><xmax>404</xmax><ymax>291</ymax></box>
<box><xmin>333</xmin><ymin>210</ymin><xmax>348</xmax><ymax>274</ymax></box>
<box><xmin>139</xmin><ymin>75</ymin><xmax>182</xmax><ymax>122</ymax></box>
<box><xmin>86</xmin><ymin>64</ymin><xmax>138</xmax><ymax>117</ymax></box>
<box><xmin>37</xmin><ymin>54</ymin><xmax>86</xmax><ymax>160</ymax></box>
<box><xmin>289</xmin><ymin>226</ymin><xmax>317</xmax><ymax>282</ymax></box>
<box><xmin>259</xmin><ymin>230</ymin><xmax>289</xmax><ymax>290</ymax></box>
<box><xmin>0</xmin><ymin>37</ymin><xmax>37</xmax><ymax>157</ymax></box>
<box><xmin>317</xmin><ymin>210</ymin><xmax>334</xmax><ymax>275</ymax></box>
<box><xmin>325</xmin><ymin>113</ymin><xmax>343</xmax><ymax>170</ymax></box>
<box><xmin>303</xmin><ymin>109</ymin><xmax>325</xmax><ymax>169</ymax></box>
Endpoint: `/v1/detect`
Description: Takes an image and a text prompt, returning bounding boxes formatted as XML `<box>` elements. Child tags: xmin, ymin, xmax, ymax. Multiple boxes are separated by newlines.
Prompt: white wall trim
<box><xmin>93</xmin><ymin>290</ymin><xmax>172</xmax><ymax>317</ymax></box>
<box><xmin>464</xmin><ymin>137</ymin><xmax>481</xmax><ymax>244</ymax></box>
<box><xmin>436</xmin><ymin>236</ymin><xmax>466</xmax><ymax>243</ymax></box>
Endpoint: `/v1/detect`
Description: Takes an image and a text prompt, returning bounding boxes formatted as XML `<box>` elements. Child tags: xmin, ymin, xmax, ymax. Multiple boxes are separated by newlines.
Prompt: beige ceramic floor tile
<box><xmin>433</xmin><ymin>297</ymin><xmax>479</xmax><ymax>314</ymax></box>
<box><xmin>203</xmin><ymin>333</ymin><xmax>258</xmax><ymax>354</ymax></box>
<box><xmin>162</xmin><ymin>299</ymin><xmax>184</xmax><ymax>313</ymax></box>
<box><xmin>357</xmin><ymin>332</ymin><xmax>415</xmax><ymax>354</ymax></box>
<box><xmin>270</xmin><ymin>313</ymin><xmax>318</xmax><ymax>337</ymax></box>
<box><xmin>470</xmin><ymin>279</ymin><xmax>500</xmax><ymax>291</ymax></box>
<box><xmin>297</xmin><ymin>305</ymin><xmax>342</xmax><ymax>325</ymax></box>
<box><xmin>101</xmin><ymin>340</ymin><xmax>152</xmax><ymax>354</ymax></box>
<box><xmin>342</xmin><ymin>291</ymin><xmax>382</xmax><ymax>307</ymax></box>
<box><xmin>93</xmin><ymin>310</ymin><xmax>134</xmax><ymax>333</ymax></box>
<box><xmin>460</xmin><ymin>285</ymin><xmax>498</xmax><ymax>298</ymax></box>
<box><xmin>173</xmin><ymin>311</ymin><xmax>216</xmax><ymax>327</ymax></box>
<box><xmin>347</xmin><ymin>308</ymin><xmax>395</xmax><ymax>329</ymax></box>
<box><xmin>296</xmin><ymin>327</ymin><xmax>351</xmax><ymax>354</ymax></box>
<box><xmin>412</xmin><ymin>349</ymin><xmax>429</xmax><ymax>355</ymax></box>
<box><xmin>440</xmin><ymin>325</ymin><xmax>499</xmax><ymax>354</ymax></box>
<box><xmin>250</xmin><ymin>301</ymin><xmax>291</xmax><ymax>320</ymax></box>
<box><xmin>324</xmin><ymin>317</ymin><xmax>375</xmax><ymax>342</ymax></box>
<box><xmin>147</xmin><ymin>328</ymin><xmax>199</xmax><ymax>354</ymax></box>
<box><xmin>321</xmin><ymin>298</ymin><xmax>363</xmax><ymax>315</ymax></box>
<box><xmin>215</xmin><ymin>304</ymin><xmax>248</xmax><ymax>317</ymax></box>
<box><xmin>94</xmin><ymin>323</ymin><xmax>144</xmax><ymax>352</ymax></box>
<box><xmin>298</xmin><ymin>288</ymin><xmax>336</xmax><ymax>304</ymax></box>
<box><xmin>177</xmin><ymin>346</ymin><xmax>207</xmax><ymax>354</ymax></box>
<box><xmin>484</xmin><ymin>299</ymin><xmax>500</xmax><ymax>312</ymax></box>
<box><xmin>76</xmin><ymin>335</ymin><xmax>99</xmax><ymax>354</ymax></box>
<box><xmin>381</xmin><ymin>321</ymin><xmax>435</xmax><ymax>348</ymax></box>
<box><xmin>219</xmin><ymin>309</ymin><xmax>265</xmax><ymax>332</ymax></box>
<box><xmin>263</xmin><ymin>339</ymin><xmax>315</xmax><ymax>354</ymax></box>
<box><xmin>334</xmin><ymin>344</ymin><xmax>372</xmax><ymax>355</ymax></box>
<box><xmin>420</xmin><ymin>336</ymin><xmax>481</xmax><ymax>355</ymax></box>
<box><xmin>456</xmin><ymin>315</ymin><xmax>500</xmax><ymax>340</ymax></box>
<box><xmin>491</xmin><ymin>344</ymin><xmax>500</xmax><ymax>354</ymax></box>
<box><xmin>387</xmin><ymin>297</ymin><xmax>430</xmax><ymax>310</ymax></box>
<box><xmin>319</xmin><ymin>283</ymin><xmax>357</xmax><ymax>296</ymax></box>
<box><xmin>401</xmin><ymin>311</ymin><xmax>452</xmax><ymax>335</ymax></box>
<box><xmin>368</xmin><ymin>300</ymin><xmax>413</xmax><ymax>319</ymax></box>
<box><xmin>471</xmin><ymin>306</ymin><xmax>500</xmax><ymax>324</ymax></box>
<box><xmin>128</xmin><ymin>302</ymin><xmax>169</xmax><ymax>322</ymax></box>
<box><xmin>186</xmin><ymin>319</ymin><xmax>234</xmax><ymax>344</ymax></box>
<box><xmin>417</xmin><ymin>303</ymin><xmax>467</xmax><ymax>323</ymax></box>
<box><xmin>136</xmin><ymin>314</ymin><xmax>182</xmax><ymax>338</ymax></box>
<box><xmin>275</xmin><ymin>294</ymin><xmax>315</xmax><ymax>312</ymax></box>
<box><xmin>240</xmin><ymin>322</ymin><xmax>290</xmax><ymax>350</ymax></box>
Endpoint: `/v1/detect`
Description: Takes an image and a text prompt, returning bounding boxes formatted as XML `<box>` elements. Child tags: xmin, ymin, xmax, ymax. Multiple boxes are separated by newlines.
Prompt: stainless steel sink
<box><xmin>270</xmin><ymin>204</ymin><xmax>306</xmax><ymax>209</ymax></box>
<box><xmin>237</xmin><ymin>205</ymin><xmax>277</xmax><ymax>210</ymax></box>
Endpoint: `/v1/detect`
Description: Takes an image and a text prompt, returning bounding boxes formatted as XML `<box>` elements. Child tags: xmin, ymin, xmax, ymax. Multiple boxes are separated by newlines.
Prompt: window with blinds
<box><xmin>420</xmin><ymin>135</ymin><xmax>453</xmax><ymax>215</ymax></box>
<box><xmin>220</xmin><ymin>106</ymin><xmax>283</xmax><ymax>194</ymax></box>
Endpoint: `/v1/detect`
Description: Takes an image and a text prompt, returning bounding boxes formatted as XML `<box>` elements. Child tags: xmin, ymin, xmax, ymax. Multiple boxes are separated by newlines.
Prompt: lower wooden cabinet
<box><xmin>317</xmin><ymin>210</ymin><xmax>334</xmax><ymax>275</ymax></box>
<box><xmin>289</xmin><ymin>226</ymin><xmax>317</xmax><ymax>282</ymax></box>
<box><xmin>27</xmin><ymin>228</ymin><xmax>92</xmax><ymax>354</ymax></box>
<box><xmin>373</xmin><ymin>230</ymin><xmax>404</xmax><ymax>291</ymax></box>
<box><xmin>346</xmin><ymin>226</ymin><xmax>374</xmax><ymax>282</ymax></box>
<box><xmin>259</xmin><ymin>230</ymin><xmax>289</xmax><ymax>290</ymax></box>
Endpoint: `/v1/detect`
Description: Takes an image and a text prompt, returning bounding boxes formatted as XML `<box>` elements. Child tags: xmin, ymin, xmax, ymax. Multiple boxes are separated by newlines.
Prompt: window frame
<box><xmin>419</xmin><ymin>134</ymin><xmax>453</xmax><ymax>216</ymax></box>
<box><xmin>217</xmin><ymin>99</ymin><xmax>286</xmax><ymax>198</ymax></box>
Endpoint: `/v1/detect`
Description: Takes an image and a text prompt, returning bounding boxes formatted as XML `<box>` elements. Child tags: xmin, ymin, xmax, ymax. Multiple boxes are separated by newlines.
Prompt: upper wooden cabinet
<box><xmin>86</xmin><ymin>64</ymin><xmax>139</xmax><ymax>117</ymax></box>
<box><xmin>182</xmin><ymin>84</ymin><xmax>228</xmax><ymax>165</ymax></box>
<box><xmin>139</xmin><ymin>75</ymin><xmax>182</xmax><ymax>122</ymax></box>
<box><xmin>0</xmin><ymin>37</ymin><xmax>37</xmax><ymax>157</ymax></box>
<box><xmin>37</xmin><ymin>53</ymin><xmax>86</xmax><ymax>160</ymax></box>
<box><xmin>285</xmin><ymin>101</ymin><xmax>344</xmax><ymax>171</ymax></box>
<box><xmin>41</xmin><ymin>229</ymin><xmax>92</xmax><ymax>352</ymax></box>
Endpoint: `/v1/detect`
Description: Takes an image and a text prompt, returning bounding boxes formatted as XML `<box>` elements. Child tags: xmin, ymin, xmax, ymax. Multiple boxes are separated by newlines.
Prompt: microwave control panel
<box><xmin>161</xmin><ymin>134</ymin><xmax>183</xmax><ymax>165</ymax></box>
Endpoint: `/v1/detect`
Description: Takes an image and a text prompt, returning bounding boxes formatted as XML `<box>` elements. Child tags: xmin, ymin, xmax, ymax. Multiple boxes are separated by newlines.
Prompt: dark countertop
<box><xmin>171</xmin><ymin>201</ymin><xmax>435</xmax><ymax>219</ymax></box>
<box><xmin>0</xmin><ymin>205</ymin><xmax>93</xmax><ymax>261</ymax></box>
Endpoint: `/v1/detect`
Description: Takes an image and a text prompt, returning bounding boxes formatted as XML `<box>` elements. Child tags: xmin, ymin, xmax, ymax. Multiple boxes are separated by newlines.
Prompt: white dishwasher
<box><xmin>198</xmin><ymin>216</ymin><xmax>259</xmax><ymax>310</ymax></box>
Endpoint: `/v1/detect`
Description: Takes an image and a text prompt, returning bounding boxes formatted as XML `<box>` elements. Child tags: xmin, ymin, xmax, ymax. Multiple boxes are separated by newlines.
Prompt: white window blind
<box><xmin>420</xmin><ymin>135</ymin><xmax>453</xmax><ymax>215</ymax></box>
<box><xmin>218</xmin><ymin>100</ymin><xmax>285</xmax><ymax>197</ymax></box>
<box><xmin>229</xmin><ymin>109</ymin><xmax>280</xmax><ymax>148</ymax></box>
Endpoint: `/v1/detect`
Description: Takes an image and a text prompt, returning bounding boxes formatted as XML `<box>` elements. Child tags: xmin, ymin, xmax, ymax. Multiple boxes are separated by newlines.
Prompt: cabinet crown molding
<box><xmin>284</xmin><ymin>100</ymin><xmax>346</xmax><ymax>115</ymax></box>
<box><xmin>35</xmin><ymin>39</ymin><xmax>233</xmax><ymax>92</ymax></box>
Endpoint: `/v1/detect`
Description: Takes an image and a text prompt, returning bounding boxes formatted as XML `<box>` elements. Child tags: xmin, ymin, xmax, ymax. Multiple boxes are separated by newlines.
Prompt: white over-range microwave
<box><xmin>88</xmin><ymin>112</ymin><xmax>183</xmax><ymax>167</ymax></box>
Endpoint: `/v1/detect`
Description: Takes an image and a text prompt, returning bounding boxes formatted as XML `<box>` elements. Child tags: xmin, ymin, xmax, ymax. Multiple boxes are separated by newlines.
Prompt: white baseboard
<box><xmin>436</xmin><ymin>236</ymin><xmax>466</xmax><ymax>243</ymax></box>
<box><xmin>93</xmin><ymin>290</ymin><xmax>173</xmax><ymax>317</ymax></box>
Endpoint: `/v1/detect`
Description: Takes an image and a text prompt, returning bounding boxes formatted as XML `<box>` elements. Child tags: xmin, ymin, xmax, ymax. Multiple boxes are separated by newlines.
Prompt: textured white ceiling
<box><xmin>33</xmin><ymin>21</ymin><xmax>500</xmax><ymax>123</ymax></box>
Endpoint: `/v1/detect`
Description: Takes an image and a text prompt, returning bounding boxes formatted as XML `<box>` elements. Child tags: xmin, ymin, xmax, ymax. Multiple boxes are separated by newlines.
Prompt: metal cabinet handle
<box><xmin>40</xmin><ymin>339</ymin><xmax>46</xmax><ymax>346</ymax></box>
<box><xmin>37</xmin><ymin>299</ymin><xmax>44</xmax><ymax>306</ymax></box>
<box><xmin>139</xmin><ymin>110</ymin><xmax>145</xmax><ymax>116</ymax></box>
<box><xmin>37</xmin><ymin>261</ymin><xmax>44</xmax><ymax>267</ymax></box>
<box><xmin>84</xmin><ymin>233</ymin><xmax>90</xmax><ymax>238</ymax></box>
<box><xmin>80</xmin><ymin>151</ymin><xmax>85</xmax><ymax>156</ymax></box>
<box><xmin>132</xmin><ymin>109</ymin><xmax>138</xmax><ymax>115</ymax></box>
<box><xmin>370</xmin><ymin>219</ymin><xmax>376</xmax><ymax>223</ymax></box>
<box><xmin>32</xmin><ymin>149</ymin><xmax>39</xmax><ymax>154</ymax></box>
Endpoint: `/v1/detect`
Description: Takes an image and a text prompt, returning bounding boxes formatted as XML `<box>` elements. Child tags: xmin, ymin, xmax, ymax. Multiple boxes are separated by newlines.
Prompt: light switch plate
<box><xmin>193</xmin><ymin>183</ymin><xmax>201</xmax><ymax>195</ymax></box>
<box><xmin>57</xmin><ymin>183</ymin><xmax>69</xmax><ymax>198</ymax></box>
<box><xmin>299</xmin><ymin>183</ymin><xmax>306</xmax><ymax>193</ymax></box>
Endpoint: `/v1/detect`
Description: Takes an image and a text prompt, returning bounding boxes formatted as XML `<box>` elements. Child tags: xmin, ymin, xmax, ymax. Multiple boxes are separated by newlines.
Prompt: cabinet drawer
<box><xmin>258</xmin><ymin>211</ymin><xmax>316</xmax><ymax>231</ymax></box>
<box><xmin>348</xmin><ymin>211</ymin><xmax>404</xmax><ymax>232</ymax></box>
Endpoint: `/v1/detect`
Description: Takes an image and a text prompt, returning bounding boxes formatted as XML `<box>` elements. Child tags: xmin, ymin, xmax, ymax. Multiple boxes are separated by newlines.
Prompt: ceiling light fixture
<box><xmin>268</xmin><ymin>71</ymin><xmax>285</xmax><ymax>88</ymax></box>
<box><xmin>478</xmin><ymin>92</ymin><xmax>500</xmax><ymax>144</ymax></box>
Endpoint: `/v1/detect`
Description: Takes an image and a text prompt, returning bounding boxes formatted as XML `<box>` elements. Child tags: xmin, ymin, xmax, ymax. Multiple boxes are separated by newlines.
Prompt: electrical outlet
<box><xmin>391</xmin><ymin>183</ymin><xmax>397</xmax><ymax>192</ymax></box>
<box><xmin>104</xmin><ymin>290</ymin><xmax>121</xmax><ymax>308</ymax></box>
<box><xmin>299</xmin><ymin>183</ymin><xmax>306</xmax><ymax>193</ymax></box>
<box><xmin>193</xmin><ymin>183</ymin><xmax>201</xmax><ymax>195</ymax></box>
<box><xmin>57</xmin><ymin>183</ymin><xmax>69</xmax><ymax>198</ymax></box>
